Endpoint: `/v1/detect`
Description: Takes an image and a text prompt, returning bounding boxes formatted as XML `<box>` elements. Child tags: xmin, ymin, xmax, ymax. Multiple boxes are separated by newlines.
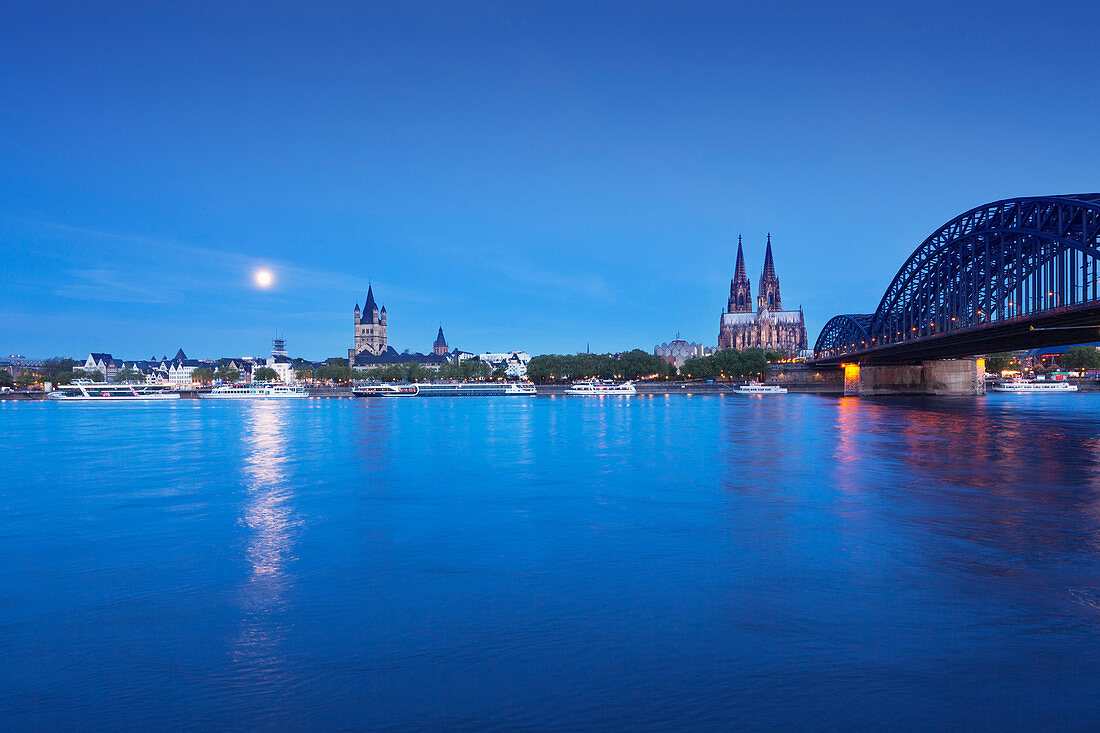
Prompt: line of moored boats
<box><xmin>46</xmin><ymin>378</ymin><xmax>791</xmax><ymax>401</ymax></box>
<box><xmin>43</xmin><ymin>376</ymin><xmax>1077</xmax><ymax>401</ymax></box>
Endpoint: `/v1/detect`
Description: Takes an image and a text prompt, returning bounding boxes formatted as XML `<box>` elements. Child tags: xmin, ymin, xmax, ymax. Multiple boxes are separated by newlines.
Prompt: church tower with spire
<box><xmin>757</xmin><ymin>233</ymin><xmax>782</xmax><ymax>311</ymax></box>
<box><xmin>728</xmin><ymin>235</ymin><xmax>753</xmax><ymax>313</ymax></box>
<box><xmin>353</xmin><ymin>284</ymin><xmax>388</xmax><ymax>358</ymax></box>
<box><xmin>433</xmin><ymin>326</ymin><xmax>449</xmax><ymax>356</ymax></box>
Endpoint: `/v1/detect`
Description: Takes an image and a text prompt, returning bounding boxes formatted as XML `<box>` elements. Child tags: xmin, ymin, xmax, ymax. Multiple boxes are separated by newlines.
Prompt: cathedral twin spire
<box><xmin>758</xmin><ymin>233</ymin><xmax>781</xmax><ymax>311</ymax></box>
<box><xmin>727</xmin><ymin>234</ymin><xmax>781</xmax><ymax>314</ymax></box>
<box><xmin>728</xmin><ymin>235</ymin><xmax>753</xmax><ymax>313</ymax></box>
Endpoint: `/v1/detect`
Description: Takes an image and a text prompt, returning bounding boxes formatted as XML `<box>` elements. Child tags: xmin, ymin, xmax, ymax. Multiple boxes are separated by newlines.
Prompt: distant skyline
<box><xmin>3</xmin><ymin>2</ymin><xmax>1099</xmax><ymax>359</ymax></box>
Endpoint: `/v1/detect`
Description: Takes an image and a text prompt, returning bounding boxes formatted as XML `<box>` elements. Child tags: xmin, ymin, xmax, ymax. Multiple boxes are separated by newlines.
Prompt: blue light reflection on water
<box><xmin>1</xmin><ymin>394</ymin><xmax>1099</xmax><ymax>729</ymax></box>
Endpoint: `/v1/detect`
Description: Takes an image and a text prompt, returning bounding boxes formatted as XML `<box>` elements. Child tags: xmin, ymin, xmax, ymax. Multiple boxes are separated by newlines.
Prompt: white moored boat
<box><xmin>49</xmin><ymin>383</ymin><xmax>180</xmax><ymax>401</ymax></box>
<box><xmin>350</xmin><ymin>384</ymin><xmax>419</xmax><ymax>397</ymax></box>
<box><xmin>351</xmin><ymin>383</ymin><xmax>396</xmax><ymax>397</ymax></box>
<box><xmin>414</xmin><ymin>382</ymin><xmax>537</xmax><ymax>397</ymax></box>
<box><xmin>564</xmin><ymin>380</ymin><xmax>637</xmax><ymax>396</ymax></box>
<box><xmin>990</xmin><ymin>379</ymin><xmax>1077</xmax><ymax>393</ymax></box>
<box><xmin>353</xmin><ymin>382</ymin><xmax>536</xmax><ymax>397</ymax></box>
<box><xmin>201</xmin><ymin>383</ymin><xmax>308</xmax><ymax>399</ymax></box>
<box><xmin>735</xmin><ymin>382</ymin><xmax>788</xmax><ymax>394</ymax></box>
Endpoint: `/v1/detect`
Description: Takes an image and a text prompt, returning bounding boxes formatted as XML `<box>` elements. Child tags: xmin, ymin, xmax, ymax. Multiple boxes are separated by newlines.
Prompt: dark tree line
<box><xmin>8</xmin><ymin>357</ymin><xmax>106</xmax><ymax>386</ymax></box>
<box><xmin>526</xmin><ymin>348</ymin><xmax>786</xmax><ymax>384</ymax></box>
<box><xmin>983</xmin><ymin>352</ymin><xmax>1019</xmax><ymax>374</ymax></box>
<box><xmin>526</xmin><ymin>350</ymin><xmax>675</xmax><ymax>384</ymax></box>
<box><xmin>1061</xmin><ymin>346</ymin><xmax>1100</xmax><ymax>371</ymax></box>
<box><xmin>679</xmin><ymin>348</ymin><xmax>784</xmax><ymax>381</ymax></box>
<box><xmin>353</xmin><ymin>359</ymin><xmax>496</xmax><ymax>383</ymax></box>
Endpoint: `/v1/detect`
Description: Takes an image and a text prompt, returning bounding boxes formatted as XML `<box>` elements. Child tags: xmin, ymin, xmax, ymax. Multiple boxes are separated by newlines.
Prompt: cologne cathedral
<box><xmin>718</xmin><ymin>235</ymin><xmax>808</xmax><ymax>354</ymax></box>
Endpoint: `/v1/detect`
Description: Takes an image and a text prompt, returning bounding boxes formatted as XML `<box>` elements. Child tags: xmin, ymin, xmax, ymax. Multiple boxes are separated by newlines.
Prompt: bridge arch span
<box><xmin>814</xmin><ymin>314</ymin><xmax>873</xmax><ymax>358</ymax></box>
<box><xmin>814</xmin><ymin>194</ymin><xmax>1100</xmax><ymax>362</ymax></box>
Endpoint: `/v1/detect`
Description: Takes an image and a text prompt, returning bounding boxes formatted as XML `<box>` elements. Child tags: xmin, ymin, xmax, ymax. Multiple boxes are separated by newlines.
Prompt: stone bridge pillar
<box><xmin>843</xmin><ymin>364</ymin><xmax>860</xmax><ymax>395</ymax></box>
<box><xmin>848</xmin><ymin>358</ymin><xmax>985</xmax><ymax>396</ymax></box>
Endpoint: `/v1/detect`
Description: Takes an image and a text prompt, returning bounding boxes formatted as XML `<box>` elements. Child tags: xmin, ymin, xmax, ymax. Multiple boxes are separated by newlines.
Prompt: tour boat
<box><xmin>351</xmin><ymin>383</ymin><xmax>397</xmax><ymax>397</ymax></box>
<box><xmin>414</xmin><ymin>382</ymin><xmax>537</xmax><ymax>397</ymax></box>
<box><xmin>989</xmin><ymin>379</ymin><xmax>1078</xmax><ymax>393</ymax></box>
<box><xmin>735</xmin><ymin>382</ymin><xmax>788</xmax><ymax>394</ymax></box>
<box><xmin>201</xmin><ymin>383</ymin><xmax>308</xmax><ymax>399</ymax></box>
<box><xmin>352</xmin><ymin>384</ymin><xmax>422</xmax><ymax>397</ymax></box>
<box><xmin>564</xmin><ymin>380</ymin><xmax>637</xmax><ymax>396</ymax></box>
<box><xmin>48</xmin><ymin>383</ymin><xmax>180</xmax><ymax>401</ymax></box>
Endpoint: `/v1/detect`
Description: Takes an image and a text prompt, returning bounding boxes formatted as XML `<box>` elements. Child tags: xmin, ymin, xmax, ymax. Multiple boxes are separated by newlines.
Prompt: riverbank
<box><xmin>0</xmin><ymin>390</ymin><xmax>47</xmax><ymax>400</ymax></box>
<box><xmin>9</xmin><ymin>377</ymin><xmax>1100</xmax><ymax>401</ymax></box>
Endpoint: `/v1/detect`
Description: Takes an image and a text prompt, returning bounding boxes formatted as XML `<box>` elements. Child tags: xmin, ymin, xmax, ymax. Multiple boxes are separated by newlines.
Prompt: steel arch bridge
<box><xmin>813</xmin><ymin>193</ymin><xmax>1100</xmax><ymax>364</ymax></box>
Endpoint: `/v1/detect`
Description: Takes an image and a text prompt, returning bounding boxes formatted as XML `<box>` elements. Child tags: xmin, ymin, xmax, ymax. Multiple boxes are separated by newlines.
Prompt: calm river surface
<box><xmin>2</xmin><ymin>394</ymin><xmax>1100</xmax><ymax>730</ymax></box>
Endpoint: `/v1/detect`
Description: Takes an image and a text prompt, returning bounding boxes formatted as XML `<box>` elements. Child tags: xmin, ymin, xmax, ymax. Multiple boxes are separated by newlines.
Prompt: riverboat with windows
<box><xmin>415</xmin><ymin>382</ymin><xmax>536</xmax><ymax>397</ymax></box>
<box><xmin>989</xmin><ymin>379</ymin><xmax>1078</xmax><ymax>393</ymax></box>
<box><xmin>352</xmin><ymin>383</ymin><xmax>394</xmax><ymax>397</ymax></box>
<box><xmin>48</xmin><ymin>383</ymin><xmax>180</xmax><ymax>401</ymax></box>
<box><xmin>354</xmin><ymin>382</ymin><xmax>535</xmax><ymax>397</ymax></box>
<box><xmin>735</xmin><ymin>382</ymin><xmax>788</xmax><ymax>394</ymax></box>
<box><xmin>351</xmin><ymin>384</ymin><xmax>419</xmax><ymax>397</ymax></box>
<box><xmin>564</xmin><ymin>380</ymin><xmax>637</xmax><ymax>396</ymax></box>
<box><xmin>201</xmin><ymin>383</ymin><xmax>308</xmax><ymax>399</ymax></box>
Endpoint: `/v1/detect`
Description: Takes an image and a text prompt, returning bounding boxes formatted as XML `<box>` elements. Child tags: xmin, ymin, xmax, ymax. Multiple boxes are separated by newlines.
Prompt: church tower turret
<box><xmin>757</xmin><ymin>233</ymin><xmax>782</xmax><ymax>311</ymax></box>
<box><xmin>728</xmin><ymin>235</ymin><xmax>752</xmax><ymax>313</ymax></box>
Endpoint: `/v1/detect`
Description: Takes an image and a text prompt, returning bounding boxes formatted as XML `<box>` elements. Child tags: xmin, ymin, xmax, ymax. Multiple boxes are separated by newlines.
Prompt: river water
<box><xmin>2</xmin><ymin>394</ymin><xmax>1099</xmax><ymax>730</ymax></box>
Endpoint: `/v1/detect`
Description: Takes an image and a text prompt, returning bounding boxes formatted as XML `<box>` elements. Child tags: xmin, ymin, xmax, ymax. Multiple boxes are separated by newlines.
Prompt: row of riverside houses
<box><xmin>468</xmin><ymin>351</ymin><xmax>532</xmax><ymax>379</ymax></box>
<box><xmin>73</xmin><ymin>341</ymin><xmax>534</xmax><ymax>386</ymax></box>
<box><xmin>81</xmin><ymin>349</ymin><xmax>270</xmax><ymax>385</ymax></box>
<box><xmin>79</xmin><ymin>339</ymin><xmax>334</xmax><ymax>386</ymax></box>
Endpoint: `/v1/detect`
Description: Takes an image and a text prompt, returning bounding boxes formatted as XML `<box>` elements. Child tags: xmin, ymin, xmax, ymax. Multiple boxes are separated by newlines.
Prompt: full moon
<box><xmin>254</xmin><ymin>269</ymin><xmax>274</xmax><ymax>288</ymax></box>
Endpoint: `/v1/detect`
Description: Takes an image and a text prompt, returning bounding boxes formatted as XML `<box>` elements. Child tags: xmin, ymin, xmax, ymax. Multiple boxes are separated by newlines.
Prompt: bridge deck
<box><xmin>812</xmin><ymin>301</ymin><xmax>1100</xmax><ymax>365</ymax></box>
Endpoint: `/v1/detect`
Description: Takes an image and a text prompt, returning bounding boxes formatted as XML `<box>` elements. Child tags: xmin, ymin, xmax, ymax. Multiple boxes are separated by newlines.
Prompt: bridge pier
<box><xmin>844</xmin><ymin>358</ymin><xmax>985</xmax><ymax>396</ymax></box>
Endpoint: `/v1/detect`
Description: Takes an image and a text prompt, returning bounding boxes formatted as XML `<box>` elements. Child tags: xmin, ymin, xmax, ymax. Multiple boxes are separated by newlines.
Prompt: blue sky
<box><xmin>3</xmin><ymin>1</ymin><xmax>1098</xmax><ymax>359</ymax></box>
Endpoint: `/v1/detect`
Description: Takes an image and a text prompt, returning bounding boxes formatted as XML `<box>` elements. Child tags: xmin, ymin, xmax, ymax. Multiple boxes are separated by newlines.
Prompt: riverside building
<box><xmin>654</xmin><ymin>337</ymin><xmax>714</xmax><ymax>368</ymax></box>
<box><xmin>253</xmin><ymin>337</ymin><xmax>297</xmax><ymax>383</ymax></box>
<box><xmin>477</xmin><ymin>351</ymin><xmax>531</xmax><ymax>379</ymax></box>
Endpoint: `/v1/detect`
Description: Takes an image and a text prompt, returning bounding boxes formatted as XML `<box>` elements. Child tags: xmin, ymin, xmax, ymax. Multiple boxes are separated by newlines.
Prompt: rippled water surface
<box><xmin>2</xmin><ymin>394</ymin><xmax>1100</xmax><ymax>730</ymax></box>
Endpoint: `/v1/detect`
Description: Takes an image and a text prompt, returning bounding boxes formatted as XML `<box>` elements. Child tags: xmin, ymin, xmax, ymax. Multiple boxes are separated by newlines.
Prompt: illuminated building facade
<box><xmin>718</xmin><ymin>235</ymin><xmax>808</xmax><ymax>354</ymax></box>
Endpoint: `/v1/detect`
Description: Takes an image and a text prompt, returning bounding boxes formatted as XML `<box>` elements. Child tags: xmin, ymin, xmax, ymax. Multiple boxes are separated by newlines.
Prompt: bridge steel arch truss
<box><xmin>815</xmin><ymin>194</ymin><xmax>1100</xmax><ymax>361</ymax></box>
<box><xmin>815</xmin><ymin>314</ymin><xmax>873</xmax><ymax>356</ymax></box>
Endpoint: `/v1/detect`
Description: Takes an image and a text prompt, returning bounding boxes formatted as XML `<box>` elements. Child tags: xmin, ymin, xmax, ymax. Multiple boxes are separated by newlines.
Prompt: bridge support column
<box><xmin>843</xmin><ymin>364</ymin><xmax>861</xmax><ymax>396</ymax></box>
<box><xmin>922</xmin><ymin>358</ymin><xmax>985</xmax><ymax>395</ymax></box>
<box><xmin>854</xmin><ymin>358</ymin><xmax>985</xmax><ymax>396</ymax></box>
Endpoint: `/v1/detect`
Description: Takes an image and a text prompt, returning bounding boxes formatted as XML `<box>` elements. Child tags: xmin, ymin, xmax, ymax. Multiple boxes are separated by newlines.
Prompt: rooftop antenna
<box><xmin>272</xmin><ymin>333</ymin><xmax>288</xmax><ymax>357</ymax></box>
